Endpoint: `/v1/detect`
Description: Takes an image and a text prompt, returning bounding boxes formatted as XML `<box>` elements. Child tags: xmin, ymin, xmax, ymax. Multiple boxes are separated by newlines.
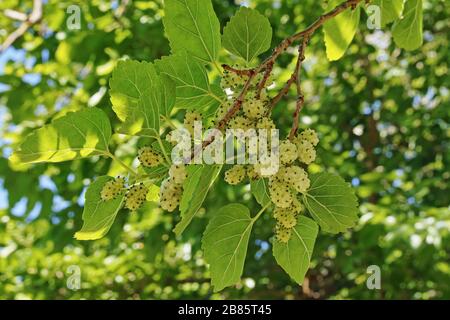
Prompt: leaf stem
<box><xmin>213</xmin><ymin>60</ymin><xmax>222</xmax><ymax>74</ymax></box>
<box><xmin>160</xmin><ymin>115</ymin><xmax>177</xmax><ymax>130</ymax></box>
<box><xmin>156</xmin><ymin>136</ymin><xmax>172</xmax><ymax>165</ymax></box>
<box><xmin>252</xmin><ymin>202</ymin><xmax>272</xmax><ymax>222</ymax></box>
<box><xmin>106</xmin><ymin>152</ymin><xmax>138</xmax><ymax>177</ymax></box>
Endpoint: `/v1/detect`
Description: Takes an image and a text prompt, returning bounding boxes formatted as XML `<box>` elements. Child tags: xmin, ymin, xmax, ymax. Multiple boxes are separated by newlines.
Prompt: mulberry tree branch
<box><xmin>0</xmin><ymin>0</ymin><xmax>43</xmax><ymax>53</ymax></box>
<box><xmin>289</xmin><ymin>36</ymin><xmax>309</xmax><ymax>140</ymax></box>
<box><xmin>195</xmin><ymin>0</ymin><xmax>365</xmax><ymax>159</ymax></box>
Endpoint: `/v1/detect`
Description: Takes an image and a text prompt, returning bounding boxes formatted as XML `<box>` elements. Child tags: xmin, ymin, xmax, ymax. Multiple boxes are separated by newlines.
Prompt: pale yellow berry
<box><xmin>169</xmin><ymin>164</ymin><xmax>188</xmax><ymax>185</ymax></box>
<box><xmin>280</xmin><ymin>166</ymin><xmax>310</xmax><ymax>193</ymax></box>
<box><xmin>275</xmin><ymin>224</ymin><xmax>292</xmax><ymax>243</ymax></box>
<box><xmin>138</xmin><ymin>147</ymin><xmax>164</xmax><ymax>167</ymax></box>
<box><xmin>100</xmin><ymin>177</ymin><xmax>125</xmax><ymax>201</ymax></box>
<box><xmin>279</xmin><ymin>140</ymin><xmax>298</xmax><ymax>164</ymax></box>
<box><xmin>269</xmin><ymin>180</ymin><xmax>293</xmax><ymax>208</ymax></box>
<box><xmin>298</xmin><ymin>128</ymin><xmax>319</xmax><ymax>146</ymax></box>
<box><xmin>224</xmin><ymin>165</ymin><xmax>246</xmax><ymax>185</ymax></box>
<box><xmin>296</xmin><ymin>140</ymin><xmax>316</xmax><ymax>165</ymax></box>
<box><xmin>124</xmin><ymin>183</ymin><xmax>148</xmax><ymax>211</ymax></box>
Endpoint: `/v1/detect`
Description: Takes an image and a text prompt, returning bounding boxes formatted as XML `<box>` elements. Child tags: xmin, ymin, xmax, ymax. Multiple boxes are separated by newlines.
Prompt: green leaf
<box><xmin>202</xmin><ymin>203</ymin><xmax>254</xmax><ymax>291</ymax></box>
<box><xmin>156</xmin><ymin>53</ymin><xmax>224</xmax><ymax>111</ymax></box>
<box><xmin>323</xmin><ymin>0</ymin><xmax>361</xmax><ymax>61</ymax></box>
<box><xmin>372</xmin><ymin>0</ymin><xmax>403</xmax><ymax>27</ymax></box>
<box><xmin>173</xmin><ymin>164</ymin><xmax>222</xmax><ymax>236</ymax></box>
<box><xmin>74</xmin><ymin>176</ymin><xmax>125</xmax><ymax>240</ymax></box>
<box><xmin>302</xmin><ymin>173</ymin><xmax>359</xmax><ymax>234</ymax></box>
<box><xmin>109</xmin><ymin>60</ymin><xmax>162</xmax><ymax>137</ymax></box>
<box><xmin>392</xmin><ymin>0</ymin><xmax>423</xmax><ymax>51</ymax></box>
<box><xmin>273</xmin><ymin>216</ymin><xmax>319</xmax><ymax>285</ymax></box>
<box><xmin>160</xmin><ymin>74</ymin><xmax>176</xmax><ymax>118</ymax></box>
<box><xmin>222</xmin><ymin>7</ymin><xmax>273</xmax><ymax>63</ymax></box>
<box><xmin>250</xmin><ymin>178</ymin><xmax>271</xmax><ymax>207</ymax></box>
<box><xmin>163</xmin><ymin>0</ymin><xmax>221</xmax><ymax>64</ymax></box>
<box><xmin>10</xmin><ymin>108</ymin><xmax>111</xmax><ymax>164</ymax></box>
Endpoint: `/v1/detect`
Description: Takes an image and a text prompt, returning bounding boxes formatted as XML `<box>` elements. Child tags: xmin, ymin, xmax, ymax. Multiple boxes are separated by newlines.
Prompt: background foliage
<box><xmin>0</xmin><ymin>0</ymin><xmax>448</xmax><ymax>299</ymax></box>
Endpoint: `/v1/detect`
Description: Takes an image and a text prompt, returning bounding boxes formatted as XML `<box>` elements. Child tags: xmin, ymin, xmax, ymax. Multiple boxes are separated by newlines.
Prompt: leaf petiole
<box><xmin>105</xmin><ymin>152</ymin><xmax>138</xmax><ymax>177</ymax></box>
<box><xmin>252</xmin><ymin>202</ymin><xmax>271</xmax><ymax>222</ymax></box>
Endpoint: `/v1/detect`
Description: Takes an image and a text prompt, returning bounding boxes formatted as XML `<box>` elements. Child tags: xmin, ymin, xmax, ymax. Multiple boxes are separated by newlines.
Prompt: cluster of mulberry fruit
<box><xmin>216</xmin><ymin>67</ymin><xmax>274</xmax><ymax>132</ymax></box>
<box><xmin>219</xmin><ymin>91</ymin><xmax>320</xmax><ymax>244</ymax></box>
<box><xmin>222</xmin><ymin>128</ymin><xmax>318</xmax><ymax>243</ymax></box>
<box><xmin>100</xmin><ymin>177</ymin><xmax>149</xmax><ymax>212</ymax></box>
<box><xmin>159</xmin><ymin>164</ymin><xmax>187</xmax><ymax>212</ymax></box>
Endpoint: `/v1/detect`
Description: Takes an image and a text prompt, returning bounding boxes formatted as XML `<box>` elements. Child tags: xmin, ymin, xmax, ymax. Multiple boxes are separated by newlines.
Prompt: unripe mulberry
<box><xmin>138</xmin><ymin>147</ymin><xmax>163</xmax><ymax>167</ymax></box>
<box><xmin>159</xmin><ymin>178</ymin><xmax>182</xmax><ymax>212</ymax></box>
<box><xmin>298</xmin><ymin>128</ymin><xmax>319</xmax><ymax>146</ymax></box>
<box><xmin>246</xmin><ymin>165</ymin><xmax>260</xmax><ymax>180</ymax></box>
<box><xmin>275</xmin><ymin>224</ymin><xmax>292</xmax><ymax>243</ymax></box>
<box><xmin>124</xmin><ymin>183</ymin><xmax>148</xmax><ymax>211</ymax></box>
<box><xmin>169</xmin><ymin>164</ymin><xmax>188</xmax><ymax>185</ymax></box>
<box><xmin>256</xmin><ymin>117</ymin><xmax>276</xmax><ymax>130</ymax></box>
<box><xmin>184</xmin><ymin>110</ymin><xmax>202</xmax><ymax>135</ymax></box>
<box><xmin>228</xmin><ymin>115</ymin><xmax>252</xmax><ymax>130</ymax></box>
<box><xmin>296</xmin><ymin>140</ymin><xmax>316</xmax><ymax>165</ymax></box>
<box><xmin>224</xmin><ymin>165</ymin><xmax>246</xmax><ymax>185</ymax></box>
<box><xmin>243</xmin><ymin>99</ymin><xmax>265</xmax><ymax>120</ymax></box>
<box><xmin>269</xmin><ymin>180</ymin><xmax>293</xmax><ymax>208</ymax></box>
<box><xmin>100</xmin><ymin>177</ymin><xmax>125</xmax><ymax>201</ymax></box>
<box><xmin>280</xmin><ymin>166</ymin><xmax>310</xmax><ymax>193</ymax></box>
<box><xmin>277</xmin><ymin>210</ymin><xmax>298</xmax><ymax>229</ymax></box>
<box><xmin>279</xmin><ymin>140</ymin><xmax>298</xmax><ymax>164</ymax></box>
<box><xmin>291</xmin><ymin>197</ymin><xmax>304</xmax><ymax>214</ymax></box>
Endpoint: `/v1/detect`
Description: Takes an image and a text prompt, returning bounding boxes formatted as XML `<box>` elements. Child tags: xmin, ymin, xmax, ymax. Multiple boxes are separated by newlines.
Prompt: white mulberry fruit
<box><xmin>138</xmin><ymin>147</ymin><xmax>164</xmax><ymax>167</ymax></box>
<box><xmin>124</xmin><ymin>183</ymin><xmax>148</xmax><ymax>211</ymax></box>
<box><xmin>279</xmin><ymin>140</ymin><xmax>298</xmax><ymax>164</ymax></box>
<box><xmin>296</xmin><ymin>140</ymin><xmax>316</xmax><ymax>165</ymax></box>
<box><xmin>224</xmin><ymin>165</ymin><xmax>246</xmax><ymax>185</ymax></box>
<box><xmin>100</xmin><ymin>177</ymin><xmax>125</xmax><ymax>201</ymax></box>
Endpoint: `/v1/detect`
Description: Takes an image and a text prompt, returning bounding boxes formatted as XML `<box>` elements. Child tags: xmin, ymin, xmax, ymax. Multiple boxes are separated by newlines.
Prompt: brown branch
<box><xmin>270</xmin><ymin>68</ymin><xmax>297</xmax><ymax>108</ymax></box>
<box><xmin>0</xmin><ymin>0</ymin><xmax>43</xmax><ymax>53</ymax></box>
<box><xmin>190</xmin><ymin>0</ymin><xmax>364</xmax><ymax>160</ymax></box>
<box><xmin>289</xmin><ymin>36</ymin><xmax>309</xmax><ymax>140</ymax></box>
<box><xmin>255</xmin><ymin>61</ymin><xmax>274</xmax><ymax>99</ymax></box>
<box><xmin>221</xmin><ymin>64</ymin><xmax>254</xmax><ymax>76</ymax></box>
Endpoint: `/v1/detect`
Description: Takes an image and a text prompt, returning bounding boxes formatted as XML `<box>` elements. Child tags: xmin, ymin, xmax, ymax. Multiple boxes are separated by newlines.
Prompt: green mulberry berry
<box><xmin>298</xmin><ymin>128</ymin><xmax>319</xmax><ymax>146</ymax></box>
<box><xmin>280</xmin><ymin>166</ymin><xmax>310</xmax><ymax>193</ymax></box>
<box><xmin>296</xmin><ymin>140</ymin><xmax>316</xmax><ymax>165</ymax></box>
<box><xmin>243</xmin><ymin>99</ymin><xmax>265</xmax><ymax>120</ymax></box>
<box><xmin>269</xmin><ymin>180</ymin><xmax>294</xmax><ymax>208</ymax></box>
<box><xmin>275</xmin><ymin>224</ymin><xmax>292</xmax><ymax>243</ymax></box>
<box><xmin>138</xmin><ymin>147</ymin><xmax>164</xmax><ymax>168</ymax></box>
<box><xmin>184</xmin><ymin>111</ymin><xmax>202</xmax><ymax>135</ymax></box>
<box><xmin>159</xmin><ymin>178</ymin><xmax>182</xmax><ymax>212</ymax></box>
<box><xmin>279</xmin><ymin>140</ymin><xmax>298</xmax><ymax>164</ymax></box>
<box><xmin>169</xmin><ymin>164</ymin><xmax>188</xmax><ymax>185</ymax></box>
<box><xmin>100</xmin><ymin>177</ymin><xmax>125</xmax><ymax>201</ymax></box>
<box><xmin>124</xmin><ymin>183</ymin><xmax>148</xmax><ymax>211</ymax></box>
<box><xmin>224</xmin><ymin>165</ymin><xmax>246</xmax><ymax>185</ymax></box>
<box><xmin>228</xmin><ymin>115</ymin><xmax>252</xmax><ymax>130</ymax></box>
